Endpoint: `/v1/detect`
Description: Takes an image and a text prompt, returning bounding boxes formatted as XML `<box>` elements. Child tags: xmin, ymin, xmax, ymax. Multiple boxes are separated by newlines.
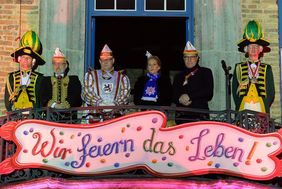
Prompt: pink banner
<box><xmin>0</xmin><ymin>111</ymin><xmax>281</xmax><ymax>180</ymax></box>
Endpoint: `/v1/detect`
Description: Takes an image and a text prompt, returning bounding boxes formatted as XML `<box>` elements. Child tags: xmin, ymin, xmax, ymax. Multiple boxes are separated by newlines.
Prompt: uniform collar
<box><xmin>20</xmin><ymin>70</ymin><xmax>31</xmax><ymax>77</ymax></box>
<box><xmin>54</xmin><ymin>73</ymin><xmax>65</xmax><ymax>79</ymax></box>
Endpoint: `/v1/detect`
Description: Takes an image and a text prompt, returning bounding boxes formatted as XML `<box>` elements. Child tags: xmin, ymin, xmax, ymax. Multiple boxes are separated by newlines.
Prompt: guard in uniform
<box><xmin>232</xmin><ymin>20</ymin><xmax>275</xmax><ymax>114</ymax></box>
<box><xmin>5</xmin><ymin>31</ymin><xmax>45</xmax><ymax>111</ymax></box>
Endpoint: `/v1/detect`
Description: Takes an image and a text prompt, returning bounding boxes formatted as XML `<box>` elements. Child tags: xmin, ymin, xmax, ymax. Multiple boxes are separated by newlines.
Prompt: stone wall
<box><xmin>38</xmin><ymin>0</ymin><xmax>85</xmax><ymax>81</ymax></box>
<box><xmin>194</xmin><ymin>0</ymin><xmax>242</xmax><ymax>111</ymax></box>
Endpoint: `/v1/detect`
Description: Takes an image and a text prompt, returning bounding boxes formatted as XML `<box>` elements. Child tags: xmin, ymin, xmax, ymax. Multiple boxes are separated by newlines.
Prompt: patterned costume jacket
<box><xmin>82</xmin><ymin>69</ymin><xmax>130</xmax><ymax>107</ymax></box>
<box><xmin>5</xmin><ymin>70</ymin><xmax>43</xmax><ymax>111</ymax></box>
<box><xmin>41</xmin><ymin>75</ymin><xmax>82</xmax><ymax>108</ymax></box>
<box><xmin>232</xmin><ymin>61</ymin><xmax>275</xmax><ymax>113</ymax></box>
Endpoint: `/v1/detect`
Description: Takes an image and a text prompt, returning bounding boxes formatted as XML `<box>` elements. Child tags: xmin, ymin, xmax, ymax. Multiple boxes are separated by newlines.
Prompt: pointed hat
<box><xmin>145</xmin><ymin>51</ymin><xmax>153</xmax><ymax>59</ymax></box>
<box><xmin>52</xmin><ymin>48</ymin><xmax>66</xmax><ymax>63</ymax></box>
<box><xmin>183</xmin><ymin>41</ymin><xmax>198</xmax><ymax>56</ymax></box>
<box><xmin>100</xmin><ymin>44</ymin><xmax>113</xmax><ymax>60</ymax></box>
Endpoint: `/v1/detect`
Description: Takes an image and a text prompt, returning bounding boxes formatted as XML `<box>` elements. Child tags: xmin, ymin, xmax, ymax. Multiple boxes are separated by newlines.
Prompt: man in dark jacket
<box><xmin>42</xmin><ymin>48</ymin><xmax>82</xmax><ymax>121</ymax></box>
<box><xmin>173</xmin><ymin>41</ymin><xmax>214</xmax><ymax>123</ymax></box>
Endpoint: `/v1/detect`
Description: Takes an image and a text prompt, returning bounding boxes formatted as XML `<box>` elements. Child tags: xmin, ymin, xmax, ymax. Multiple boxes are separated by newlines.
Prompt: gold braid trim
<box><xmin>28</xmin><ymin>72</ymin><xmax>38</xmax><ymax>103</ymax></box>
<box><xmin>61</xmin><ymin>76</ymin><xmax>70</xmax><ymax>108</ymax></box>
<box><xmin>11</xmin><ymin>72</ymin><xmax>21</xmax><ymax>101</ymax></box>
<box><xmin>48</xmin><ymin>76</ymin><xmax>57</xmax><ymax>106</ymax></box>
<box><xmin>236</xmin><ymin>62</ymin><xmax>267</xmax><ymax>97</ymax></box>
<box><xmin>12</xmin><ymin>71</ymin><xmax>38</xmax><ymax>110</ymax></box>
<box><xmin>236</xmin><ymin>63</ymin><xmax>249</xmax><ymax>95</ymax></box>
<box><xmin>48</xmin><ymin>76</ymin><xmax>70</xmax><ymax>108</ymax></box>
<box><xmin>7</xmin><ymin>74</ymin><xmax>15</xmax><ymax>101</ymax></box>
<box><xmin>261</xmin><ymin>64</ymin><xmax>267</xmax><ymax>97</ymax></box>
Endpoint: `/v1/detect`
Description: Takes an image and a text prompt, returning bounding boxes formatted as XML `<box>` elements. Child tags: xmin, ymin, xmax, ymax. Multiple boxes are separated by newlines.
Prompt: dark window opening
<box><xmin>145</xmin><ymin>0</ymin><xmax>164</xmax><ymax>10</ymax></box>
<box><xmin>96</xmin><ymin>0</ymin><xmax>114</xmax><ymax>9</ymax></box>
<box><xmin>117</xmin><ymin>0</ymin><xmax>135</xmax><ymax>9</ymax></box>
<box><xmin>95</xmin><ymin>17</ymin><xmax>186</xmax><ymax>73</ymax></box>
<box><xmin>167</xmin><ymin>0</ymin><xmax>185</xmax><ymax>10</ymax></box>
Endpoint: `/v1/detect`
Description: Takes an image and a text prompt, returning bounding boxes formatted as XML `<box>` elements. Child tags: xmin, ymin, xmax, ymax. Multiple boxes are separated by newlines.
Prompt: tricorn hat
<box><xmin>11</xmin><ymin>30</ymin><xmax>45</xmax><ymax>65</ymax></box>
<box><xmin>237</xmin><ymin>20</ymin><xmax>270</xmax><ymax>53</ymax></box>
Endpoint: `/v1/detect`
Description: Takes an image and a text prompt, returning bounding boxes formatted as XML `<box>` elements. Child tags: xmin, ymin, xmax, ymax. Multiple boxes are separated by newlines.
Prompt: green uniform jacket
<box><xmin>4</xmin><ymin>70</ymin><xmax>44</xmax><ymax>111</ymax></box>
<box><xmin>232</xmin><ymin>61</ymin><xmax>275</xmax><ymax>113</ymax></box>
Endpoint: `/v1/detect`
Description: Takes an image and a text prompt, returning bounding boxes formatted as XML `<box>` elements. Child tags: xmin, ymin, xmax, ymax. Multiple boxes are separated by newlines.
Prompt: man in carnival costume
<box><xmin>173</xmin><ymin>41</ymin><xmax>214</xmax><ymax>123</ymax></box>
<box><xmin>5</xmin><ymin>31</ymin><xmax>45</xmax><ymax>111</ymax></box>
<box><xmin>232</xmin><ymin>20</ymin><xmax>275</xmax><ymax>114</ymax></box>
<box><xmin>81</xmin><ymin>44</ymin><xmax>130</xmax><ymax>120</ymax></box>
<box><xmin>42</xmin><ymin>48</ymin><xmax>82</xmax><ymax>110</ymax></box>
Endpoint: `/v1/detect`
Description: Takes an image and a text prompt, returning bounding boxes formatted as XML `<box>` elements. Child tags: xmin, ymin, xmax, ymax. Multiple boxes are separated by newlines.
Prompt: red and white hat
<box><xmin>52</xmin><ymin>48</ymin><xmax>66</xmax><ymax>62</ymax></box>
<box><xmin>183</xmin><ymin>41</ymin><xmax>198</xmax><ymax>56</ymax></box>
<box><xmin>100</xmin><ymin>44</ymin><xmax>113</xmax><ymax>60</ymax></box>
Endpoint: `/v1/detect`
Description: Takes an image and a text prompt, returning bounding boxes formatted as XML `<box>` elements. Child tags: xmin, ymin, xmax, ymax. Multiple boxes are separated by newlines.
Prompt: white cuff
<box><xmin>51</xmin><ymin>102</ymin><xmax>56</xmax><ymax>108</ymax></box>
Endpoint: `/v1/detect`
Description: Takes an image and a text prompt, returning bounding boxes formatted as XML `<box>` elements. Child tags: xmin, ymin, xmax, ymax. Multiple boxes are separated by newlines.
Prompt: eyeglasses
<box><xmin>101</xmin><ymin>58</ymin><xmax>113</xmax><ymax>61</ymax></box>
<box><xmin>184</xmin><ymin>56</ymin><xmax>197</xmax><ymax>60</ymax></box>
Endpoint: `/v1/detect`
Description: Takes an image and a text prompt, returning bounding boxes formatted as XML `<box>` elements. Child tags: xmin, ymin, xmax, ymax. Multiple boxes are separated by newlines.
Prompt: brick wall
<box><xmin>240</xmin><ymin>0</ymin><xmax>281</xmax><ymax>121</ymax></box>
<box><xmin>0</xmin><ymin>0</ymin><xmax>39</xmax><ymax>115</ymax></box>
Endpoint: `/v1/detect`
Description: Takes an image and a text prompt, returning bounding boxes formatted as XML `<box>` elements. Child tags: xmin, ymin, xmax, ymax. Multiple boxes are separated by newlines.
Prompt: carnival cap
<box><xmin>52</xmin><ymin>48</ymin><xmax>66</xmax><ymax>63</ymax></box>
<box><xmin>100</xmin><ymin>44</ymin><xmax>113</xmax><ymax>60</ymax></box>
<box><xmin>237</xmin><ymin>20</ymin><xmax>270</xmax><ymax>53</ymax></box>
<box><xmin>11</xmin><ymin>30</ymin><xmax>45</xmax><ymax>65</ymax></box>
<box><xmin>183</xmin><ymin>41</ymin><xmax>198</xmax><ymax>56</ymax></box>
<box><xmin>145</xmin><ymin>51</ymin><xmax>153</xmax><ymax>59</ymax></box>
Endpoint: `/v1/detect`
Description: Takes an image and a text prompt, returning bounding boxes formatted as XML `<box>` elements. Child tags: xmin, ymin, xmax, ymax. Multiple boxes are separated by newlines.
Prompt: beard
<box><xmin>54</xmin><ymin>68</ymin><xmax>66</xmax><ymax>75</ymax></box>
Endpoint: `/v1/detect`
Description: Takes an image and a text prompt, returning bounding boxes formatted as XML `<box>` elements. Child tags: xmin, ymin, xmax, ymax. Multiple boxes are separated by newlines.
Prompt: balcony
<box><xmin>0</xmin><ymin>106</ymin><xmax>281</xmax><ymax>187</ymax></box>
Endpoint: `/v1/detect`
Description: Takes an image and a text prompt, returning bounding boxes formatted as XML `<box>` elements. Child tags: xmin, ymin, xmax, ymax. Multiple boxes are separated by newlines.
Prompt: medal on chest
<box><xmin>248</xmin><ymin>61</ymin><xmax>260</xmax><ymax>84</ymax></box>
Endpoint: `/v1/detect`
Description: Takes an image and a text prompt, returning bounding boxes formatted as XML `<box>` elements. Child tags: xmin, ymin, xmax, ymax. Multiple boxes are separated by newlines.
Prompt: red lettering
<box><xmin>32</xmin><ymin>129</ymin><xmax>56</xmax><ymax>158</ymax></box>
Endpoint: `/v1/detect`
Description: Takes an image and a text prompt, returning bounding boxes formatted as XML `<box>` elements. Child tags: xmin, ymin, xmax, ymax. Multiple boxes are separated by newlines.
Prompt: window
<box><xmin>86</xmin><ymin>0</ymin><xmax>194</xmax><ymax>70</ymax></box>
<box><xmin>96</xmin><ymin>0</ymin><xmax>114</xmax><ymax>9</ymax></box>
<box><xmin>117</xmin><ymin>0</ymin><xmax>135</xmax><ymax>9</ymax></box>
<box><xmin>145</xmin><ymin>0</ymin><xmax>164</xmax><ymax>10</ymax></box>
<box><xmin>95</xmin><ymin>0</ymin><xmax>135</xmax><ymax>10</ymax></box>
<box><xmin>167</xmin><ymin>0</ymin><xmax>185</xmax><ymax>10</ymax></box>
<box><xmin>145</xmin><ymin>0</ymin><xmax>185</xmax><ymax>11</ymax></box>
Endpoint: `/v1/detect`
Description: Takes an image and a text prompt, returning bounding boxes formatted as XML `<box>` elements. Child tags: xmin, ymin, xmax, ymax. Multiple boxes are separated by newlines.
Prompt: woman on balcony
<box><xmin>134</xmin><ymin>51</ymin><xmax>172</xmax><ymax>106</ymax></box>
